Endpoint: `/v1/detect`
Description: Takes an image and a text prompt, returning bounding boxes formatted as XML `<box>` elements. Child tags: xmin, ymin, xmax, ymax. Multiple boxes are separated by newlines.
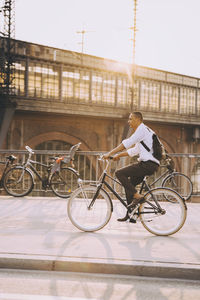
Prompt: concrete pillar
<box><xmin>0</xmin><ymin>97</ymin><xmax>16</xmax><ymax>149</ymax></box>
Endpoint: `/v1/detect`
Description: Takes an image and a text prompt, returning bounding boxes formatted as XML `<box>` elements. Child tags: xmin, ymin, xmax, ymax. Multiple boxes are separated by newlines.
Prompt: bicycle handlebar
<box><xmin>25</xmin><ymin>146</ymin><xmax>35</xmax><ymax>154</ymax></box>
<box><xmin>98</xmin><ymin>155</ymin><xmax>113</xmax><ymax>161</ymax></box>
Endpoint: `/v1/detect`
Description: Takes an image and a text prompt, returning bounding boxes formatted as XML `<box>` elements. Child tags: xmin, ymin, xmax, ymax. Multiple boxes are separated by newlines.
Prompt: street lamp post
<box><xmin>130</xmin><ymin>0</ymin><xmax>138</xmax><ymax>111</ymax></box>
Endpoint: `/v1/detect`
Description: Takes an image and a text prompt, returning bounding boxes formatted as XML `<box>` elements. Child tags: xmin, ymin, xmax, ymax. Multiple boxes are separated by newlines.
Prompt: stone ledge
<box><xmin>15</xmin><ymin>99</ymin><xmax>200</xmax><ymax>125</ymax></box>
<box><xmin>0</xmin><ymin>253</ymin><xmax>200</xmax><ymax>280</ymax></box>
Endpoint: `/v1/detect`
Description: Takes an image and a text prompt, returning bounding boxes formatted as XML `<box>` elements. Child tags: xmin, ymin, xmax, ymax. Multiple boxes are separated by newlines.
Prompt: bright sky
<box><xmin>10</xmin><ymin>0</ymin><xmax>200</xmax><ymax>78</ymax></box>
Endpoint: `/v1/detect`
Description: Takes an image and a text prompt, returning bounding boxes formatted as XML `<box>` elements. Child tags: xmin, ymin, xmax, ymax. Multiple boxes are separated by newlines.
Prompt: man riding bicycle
<box><xmin>103</xmin><ymin>111</ymin><xmax>160</xmax><ymax>222</ymax></box>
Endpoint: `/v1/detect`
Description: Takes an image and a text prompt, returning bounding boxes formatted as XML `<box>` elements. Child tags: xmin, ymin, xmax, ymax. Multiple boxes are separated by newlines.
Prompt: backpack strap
<box><xmin>140</xmin><ymin>141</ymin><xmax>150</xmax><ymax>152</ymax></box>
<box><xmin>140</xmin><ymin>126</ymin><xmax>153</xmax><ymax>152</ymax></box>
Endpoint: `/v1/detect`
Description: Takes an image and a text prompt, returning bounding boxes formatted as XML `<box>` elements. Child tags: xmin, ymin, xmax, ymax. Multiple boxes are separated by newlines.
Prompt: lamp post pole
<box><xmin>130</xmin><ymin>0</ymin><xmax>137</xmax><ymax>111</ymax></box>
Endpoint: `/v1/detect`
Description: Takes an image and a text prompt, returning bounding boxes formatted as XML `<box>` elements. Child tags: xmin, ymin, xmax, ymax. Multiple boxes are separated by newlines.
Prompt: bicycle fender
<box><xmin>162</xmin><ymin>186</ymin><xmax>187</xmax><ymax>208</ymax></box>
<box><xmin>10</xmin><ymin>165</ymin><xmax>34</xmax><ymax>175</ymax></box>
<box><xmin>144</xmin><ymin>187</ymin><xmax>187</xmax><ymax>210</ymax></box>
<box><xmin>12</xmin><ymin>166</ymin><xmax>35</xmax><ymax>183</ymax></box>
<box><xmin>64</xmin><ymin>167</ymin><xmax>80</xmax><ymax>177</ymax></box>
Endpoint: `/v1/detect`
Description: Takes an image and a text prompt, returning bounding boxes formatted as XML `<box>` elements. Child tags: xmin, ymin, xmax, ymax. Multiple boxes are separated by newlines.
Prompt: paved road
<box><xmin>0</xmin><ymin>269</ymin><xmax>200</xmax><ymax>300</ymax></box>
<box><xmin>0</xmin><ymin>196</ymin><xmax>200</xmax><ymax>280</ymax></box>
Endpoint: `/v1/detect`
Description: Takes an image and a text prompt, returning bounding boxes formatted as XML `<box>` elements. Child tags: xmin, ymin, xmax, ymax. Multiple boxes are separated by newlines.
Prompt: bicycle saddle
<box><xmin>6</xmin><ymin>155</ymin><xmax>17</xmax><ymax>161</ymax></box>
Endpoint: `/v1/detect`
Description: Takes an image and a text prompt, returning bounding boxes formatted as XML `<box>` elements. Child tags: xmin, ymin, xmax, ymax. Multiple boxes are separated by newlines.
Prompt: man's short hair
<box><xmin>132</xmin><ymin>111</ymin><xmax>143</xmax><ymax>122</ymax></box>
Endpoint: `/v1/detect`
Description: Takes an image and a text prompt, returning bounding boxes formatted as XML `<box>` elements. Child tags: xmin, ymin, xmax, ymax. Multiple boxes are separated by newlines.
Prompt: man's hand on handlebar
<box><xmin>102</xmin><ymin>152</ymin><xmax>111</xmax><ymax>160</ymax></box>
<box><xmin>112</xmin><ymin>154</ymin><xmax>120</xmax><ymax>161</ymax></box>
<box><xmin>102</xmin><ymin>153</ymin><xmax>120</xmax><ymax>161</ymax></box>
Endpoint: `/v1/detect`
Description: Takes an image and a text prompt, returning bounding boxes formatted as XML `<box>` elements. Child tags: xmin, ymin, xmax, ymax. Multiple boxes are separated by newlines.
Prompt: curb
<box><xmin>0</xmin><ymin>254</ymin><xmax>200</xmax><ymax>281</ymax></box>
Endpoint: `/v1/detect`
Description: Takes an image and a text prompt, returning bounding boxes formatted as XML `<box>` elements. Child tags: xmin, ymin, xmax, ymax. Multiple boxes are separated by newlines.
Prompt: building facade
<box><xmin>0</xmin><ymin>39</ymin><xmax>200</xmax><ymax>195</ymax></box>
<box><xmin>1</xmin><ymin>39</ymin><xmax>198</xmax><ymax>151</ymax></box>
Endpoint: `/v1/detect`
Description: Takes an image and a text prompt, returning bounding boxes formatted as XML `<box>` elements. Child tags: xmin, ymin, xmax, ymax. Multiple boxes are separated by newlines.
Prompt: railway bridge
<box><xmin>1</xmin><ymin>39</ymin><xmax>199</xmax><ymax>153</ymax></box>
<box><xmin>0</xmin><ymin>39</ymin><xmax>200</xmax><ymax>196</ymax></box>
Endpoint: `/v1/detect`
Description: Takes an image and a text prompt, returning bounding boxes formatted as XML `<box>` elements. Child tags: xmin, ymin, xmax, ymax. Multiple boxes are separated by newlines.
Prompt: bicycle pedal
<box><xmin>128</xmin><ymin>203</ymin><xmax>140</xmax><ymax>214</ymax></box>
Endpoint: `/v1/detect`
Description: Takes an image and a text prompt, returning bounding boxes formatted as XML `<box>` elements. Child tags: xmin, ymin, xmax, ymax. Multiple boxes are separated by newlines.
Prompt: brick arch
<box><xmin>22</xmin><ymin>132</ymin><xmax>91</xmax><ymax>151</ymax></box>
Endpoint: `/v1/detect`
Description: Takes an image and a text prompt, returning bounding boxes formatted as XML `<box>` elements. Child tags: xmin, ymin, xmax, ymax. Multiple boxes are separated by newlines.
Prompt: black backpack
<box><xmin>140</xmin><ymin>133</ymin><xmax>166</xmax><ymax>161</ymax></box>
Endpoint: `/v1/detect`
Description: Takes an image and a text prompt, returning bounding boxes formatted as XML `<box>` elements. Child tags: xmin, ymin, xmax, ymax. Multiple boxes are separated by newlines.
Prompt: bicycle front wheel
<box><xmin>162</xmin><ymin>172</ymin><xmax>193</xmax><ymax>201</ymax></box>
<box><xmin>50</xmin><ymin>167</ymin><xmax>79</xmax><ymax>198</ymax></box>
<box><xmin>139</xmin><ymin>187</ymin><xmax>187</xmax><ymax>236</ymax></box>
<box><xmin>68</xmin><ymin>185</ymin><xmax>112</xmax><ymax>232</ymax></box>
<box><xmin>3</xmin><ymin>166</ymin><xmax>34</xmax><ymax>197</ymax></box>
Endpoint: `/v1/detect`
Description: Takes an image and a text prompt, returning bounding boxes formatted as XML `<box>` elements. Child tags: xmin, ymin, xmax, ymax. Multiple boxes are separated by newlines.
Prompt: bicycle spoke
<box><xmin>162</xmin><ymin>172</ymin><xmax>193</xmax><ymax>201</ymax></box>
<box><xmin>139</xmin><ymin>188</ymin><xmax>187</xmax><ymax>236</ymax></box>
<box><xmin>4</xmin><ymin>167</ymin><xmax>34</xmax><ymax>197</ymax></box>
<box><xmin>50</xmin><ymin>168</ymin><xmax>79</xmax><ymax>198</ymax></box>
<box><xmin>68</xmin><ymin>185</ymin><xmax>112</xmax><ymax>232</ymax></box>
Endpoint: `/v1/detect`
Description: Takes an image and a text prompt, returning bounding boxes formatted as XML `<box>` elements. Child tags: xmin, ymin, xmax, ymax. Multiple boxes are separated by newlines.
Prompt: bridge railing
<box><xmin>0</xmin><ymin>150</ymin><xmax>199</xmax><ymax>201</ymax></box>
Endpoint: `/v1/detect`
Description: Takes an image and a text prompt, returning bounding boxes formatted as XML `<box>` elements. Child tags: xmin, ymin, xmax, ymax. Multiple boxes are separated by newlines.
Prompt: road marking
<box><xmin>0</xmin><ymin>293</ymin><xmax>97</xmax><ymax>300</ymax></box>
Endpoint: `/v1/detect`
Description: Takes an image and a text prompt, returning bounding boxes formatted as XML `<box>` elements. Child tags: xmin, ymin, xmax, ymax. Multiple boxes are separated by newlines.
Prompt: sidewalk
<box><xmin>0</xmin><ymin>196</ymin><xmax>199</xmax><ymax>280</ymax></box>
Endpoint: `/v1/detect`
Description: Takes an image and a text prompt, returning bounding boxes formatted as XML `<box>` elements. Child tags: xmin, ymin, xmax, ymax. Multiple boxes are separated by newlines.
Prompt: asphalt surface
<box><xmin>0</xmin><ymin>195</ymin><xmax>199</xmax><ymax>280</ymax></box>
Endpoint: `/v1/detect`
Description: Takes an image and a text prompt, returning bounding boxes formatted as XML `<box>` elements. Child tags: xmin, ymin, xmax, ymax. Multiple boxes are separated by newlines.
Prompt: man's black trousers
<box><xmin>115</xmin><ymin>160</ymin><xmax>159</xmax><ymax>205</ymax></box>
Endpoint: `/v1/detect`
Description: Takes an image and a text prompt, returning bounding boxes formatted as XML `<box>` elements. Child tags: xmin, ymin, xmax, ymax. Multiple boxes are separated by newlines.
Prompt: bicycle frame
<box><xmin>23</xmin><ymin>158</ymin><xmax>79</xmax><ymax>190</ymax></box>
<box><xmin>15</xmin><ymin>149</ymin><xmax>52</xmax><ymax>187</ymax></box>
<box><xmin>23</xmin><ymin>144</ymin><xmax>81</xmax><ymax>184</ymax></box>
<box><xmin>150</xmin><ymin>170</ymin><xmax>172</xmax><ymax>186</ymax></box>
<box><xmin>149</xmin><ymin>167</ymin><xmax>171</xmax><ymax>187</ymax></box>
<box><xmin>88</xmin><ymin>160</ymin><xmax>163</xmax><ymax>213</ymax></box>
<box><xmin>3</xmin><ymin>145</ymin><xmax>82</xmax><ymax>197</ymax></box>
<box><xmin>27</xmin><ymin>160</ymin><xmax>51</xmax><ymax>183</ymax></box>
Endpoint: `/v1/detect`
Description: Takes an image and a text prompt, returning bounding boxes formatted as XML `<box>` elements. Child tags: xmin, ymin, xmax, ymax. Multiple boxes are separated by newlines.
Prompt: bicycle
<box><xmin>151</xmin><ymin>156</ymin><xmax>193</xmax><ymax>201</ymax></box>
<box><xmin>114</xmin><ymin>155</ymin><xmax>193</xmax><ymax>201</ymax></box>
<box><xmin>0</xmin><ymin>155</ymin><xmax>17</xmax><ymax>190</ymax></box>
<box><xmin>3</xmin><ymin>143</ymin><xmax>81</xmax><ymax>198</ymax></box>
<box><xmin>67</xmin><ymin>157</ymin><xmax>187</xmax><ymax>236</ymax></box>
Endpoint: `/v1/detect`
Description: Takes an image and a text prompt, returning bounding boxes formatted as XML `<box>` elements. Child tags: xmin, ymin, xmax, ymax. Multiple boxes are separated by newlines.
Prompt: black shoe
<box><xmin>117</xmin><ymin>212</ymin><xmax>129</xmax><ymax>222</ymax></box>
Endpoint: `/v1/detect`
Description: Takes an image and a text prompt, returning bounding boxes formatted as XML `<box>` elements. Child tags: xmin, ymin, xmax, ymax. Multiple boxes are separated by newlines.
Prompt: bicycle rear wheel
<box><xmin>162</xmin><ymin>172</ymin><xmax>193</xmax><ymax>201</ymax></box>
<box><xmin>67</xmin><ymin>185</ymin><xmax>112</xmax><ymax>232</ymax></box>
<box><xmin>3</xmin><ymin>166</ymin><xmax>34</xmax><ymax>197</ymax></box>
<box><xmin>139</xmin><ymin>187</ymin><xmax>187</xmax><ymax>236</ymax></box>
<box><xmin>50</xmin><ymin>167</ymin><xmax>79</xmax><ymax>198</ymax></box>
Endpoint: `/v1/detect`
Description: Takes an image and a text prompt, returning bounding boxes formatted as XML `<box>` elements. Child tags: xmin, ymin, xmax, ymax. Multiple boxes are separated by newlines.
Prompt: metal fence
<box><xmin>0</xmin><ymin>150</ymin><xmax>199</xmax><ymax>201</ymax></box>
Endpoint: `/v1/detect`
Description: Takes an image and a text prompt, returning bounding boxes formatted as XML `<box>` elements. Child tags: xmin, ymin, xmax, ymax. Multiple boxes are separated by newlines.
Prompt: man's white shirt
<box><xmin>122</xmin><ymin>123</ymin><xmax>160</xmax><ymax>165</ymax></box>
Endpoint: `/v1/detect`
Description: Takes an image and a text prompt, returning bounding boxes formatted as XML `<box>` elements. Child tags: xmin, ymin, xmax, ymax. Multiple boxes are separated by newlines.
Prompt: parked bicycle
<box><xmin>0</xmin><ymin>155</ymin><xmax>17</xmax><ymax>190</ymax></box>
<box><xmin>152</xmin><ymin>156</ymin><xmax>193</xmax><ymax>201</ymax></box>
<box><xmin>3</xmin><ymin>143</ymin><xmax>81</xmax><ymax>198</ymax></box>
<box><xmin>114</xmin><ymin>155</ymin><xmax>193</xmax><ymax>201</ymax></box>
<box><xmin>67</xmin><ymin>157</ymin><xmax>187</xmax><ymax>236</ymax></box>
